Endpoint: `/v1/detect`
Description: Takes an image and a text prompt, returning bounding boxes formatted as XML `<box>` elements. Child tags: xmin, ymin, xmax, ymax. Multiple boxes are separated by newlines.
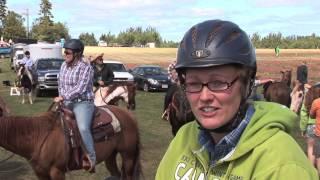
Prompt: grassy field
<box><xmin>0</xmin><ymin>48</ymin><xmax>320</xmax><ymax>179</ymax></box>
<box><xmin>83</xmin><ymin>47</ymin><xmax>320</xmax><ymax>64</ymax></box>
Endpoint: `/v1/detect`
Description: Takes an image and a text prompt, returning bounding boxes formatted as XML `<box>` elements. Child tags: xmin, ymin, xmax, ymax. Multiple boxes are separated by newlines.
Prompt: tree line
<box><xmin>0</xmin><ymin>0</ymin><xmax>319</xmax><ymax>49</ymax></box>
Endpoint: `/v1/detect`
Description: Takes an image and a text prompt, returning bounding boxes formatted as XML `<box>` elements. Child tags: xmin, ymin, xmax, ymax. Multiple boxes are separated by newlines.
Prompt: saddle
<box><xmin>60</xmin><ymin>105</ymin><xmax>118</xmax><ymax>170</ymax></box>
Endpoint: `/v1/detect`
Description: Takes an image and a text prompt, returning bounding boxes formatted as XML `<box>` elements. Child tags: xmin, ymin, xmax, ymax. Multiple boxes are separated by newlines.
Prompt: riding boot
<box><xmin>82</xmin><ymin>154</ymin><xmax>96</xmax><ymax>173</ymax></box>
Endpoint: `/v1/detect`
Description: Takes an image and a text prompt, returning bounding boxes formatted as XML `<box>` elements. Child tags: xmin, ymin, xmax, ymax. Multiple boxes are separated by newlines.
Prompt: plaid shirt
<box><xmin>58</xmin><ymin>59</ymin><xmax>94</xmax><ymax>101</ymax></box>
<box><xmin>199</xmin><ymin>105</ymin><xmax>255</xmax><ymax>165</ymax></box>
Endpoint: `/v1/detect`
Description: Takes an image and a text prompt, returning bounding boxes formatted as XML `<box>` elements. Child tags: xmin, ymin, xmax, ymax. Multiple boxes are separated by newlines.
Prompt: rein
<box><xmin>100</xmin><ymin>87</ymin><xmax>110</xmax><ymax>105</ymax></box>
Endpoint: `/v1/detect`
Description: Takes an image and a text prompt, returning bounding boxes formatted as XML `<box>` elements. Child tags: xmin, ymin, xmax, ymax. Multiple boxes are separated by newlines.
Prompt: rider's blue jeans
<box><xmin>64</xmin><ymin>100</ymin><xmax>96</xmax><ymax>165</ymax></box>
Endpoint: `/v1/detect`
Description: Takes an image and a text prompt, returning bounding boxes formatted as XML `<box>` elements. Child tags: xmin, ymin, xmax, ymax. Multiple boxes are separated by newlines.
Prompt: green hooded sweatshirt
<box><xmin>156</xmin><ymin>101</ymin><xmax>318</xmax><ymax>180</ymax></box>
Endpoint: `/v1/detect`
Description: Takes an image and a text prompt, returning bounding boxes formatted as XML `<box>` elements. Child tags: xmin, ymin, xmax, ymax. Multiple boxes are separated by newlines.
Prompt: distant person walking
<box><xmin>297</xmin><ymin>61</ymin><xmax>308</xmax><ymax>85</ymax></box>
<box><xmin>275</xmin><ymin>45</ymin><xmax>280</xmax><ymax>57</ymax></box>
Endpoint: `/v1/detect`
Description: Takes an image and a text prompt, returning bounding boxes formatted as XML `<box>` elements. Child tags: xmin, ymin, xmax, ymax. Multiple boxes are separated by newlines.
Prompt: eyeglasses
<box><xmin>185</xmin><ymin>77</ymin><xmax>239</xmax><ymax>93</ymax></box>
<box><xmin>64</xmin><ymin>51</ymin><xmax>73</xmax><ymax>55</ymax></box>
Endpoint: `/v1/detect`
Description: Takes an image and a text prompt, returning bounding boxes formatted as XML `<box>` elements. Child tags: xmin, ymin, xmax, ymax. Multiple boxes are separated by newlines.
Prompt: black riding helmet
<box><xmin>176</xmin><ymin>20</ymin><xmax>257</xmax><ymax>133</ymax></box>
<box><xmin>24</xmin><ymin>51</ymin><xmax>30</xmax><ymax>56</ymax></box>
<box><xmin>176</xmin><ymin>19</ymin><xmax>256</xmax><ymax>81</ymax></box>
<box><xmin>63</xmin><ymin>39</ymin><xmax>84</xmax><ymax>55</ymax></box>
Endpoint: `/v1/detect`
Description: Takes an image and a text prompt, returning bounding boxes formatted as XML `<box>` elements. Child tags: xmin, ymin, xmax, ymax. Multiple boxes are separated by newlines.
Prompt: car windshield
<box><xmin>106</xmin><ymin>63</ymin><xmax>127</xmax><ymax>72</ymax></box>
<box><xmin>144</xmin><ymin>67</ymin><xmax>164</xmax><ymax>75</ymax></box>
<box><xmin>37</xmin><ymin>59</ymin><xmax>64</xmax><ymax>70</ymax></box>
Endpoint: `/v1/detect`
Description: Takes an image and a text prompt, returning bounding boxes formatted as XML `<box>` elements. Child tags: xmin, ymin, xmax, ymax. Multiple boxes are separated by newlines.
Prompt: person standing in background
<box><xmin>297</xmin><ymin>61</ymin><xmax>308</xmax><ymax>85</ymax></box>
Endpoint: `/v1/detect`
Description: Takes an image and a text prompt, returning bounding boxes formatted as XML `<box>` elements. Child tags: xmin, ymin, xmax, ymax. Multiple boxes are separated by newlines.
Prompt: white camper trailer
<box><xmin>27</xmin><ymin>43</ymin><xmax>63</xmax><ymax>62</ymax></box>
<box><xmin>27</xmin><ymin>43</ymin><xmax>63</xmax><ymax>96</ymax></box>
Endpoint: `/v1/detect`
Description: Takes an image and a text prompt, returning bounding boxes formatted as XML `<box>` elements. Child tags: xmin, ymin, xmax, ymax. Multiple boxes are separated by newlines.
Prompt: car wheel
<box><xmin>143</xmin><ymin>83</ymin><xmax>149</xmax><ymax>92</ymax></box>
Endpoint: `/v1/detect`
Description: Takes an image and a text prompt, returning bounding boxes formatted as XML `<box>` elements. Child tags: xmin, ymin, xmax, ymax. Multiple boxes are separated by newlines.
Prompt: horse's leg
<box><xmin>21</xmin><ymin>89</ymin><xmax>25</xmax><ymax>104</ymax></box>
<box><xmin>28</xmin><ymin>91</ymin><xmax>33</xmax><ymax>104</ymax></box>
<box><xmin>120</xmin><ymin>150</ymin><xmax>140</xmax><ymax>180</ymax></box>
<box><xmin>49</xmin><ymin>167</ymin><xmax>65</xmax><ymax>180</ymax></box>
<box><xmin>33</xmin><ymin>169</ymin><xmax>51</xmax><ymax>180</ymax></box>
<box><xmin>104</xmin><ymin>150</ymin><xmax>121</xmax><ymax>178</ymax></box>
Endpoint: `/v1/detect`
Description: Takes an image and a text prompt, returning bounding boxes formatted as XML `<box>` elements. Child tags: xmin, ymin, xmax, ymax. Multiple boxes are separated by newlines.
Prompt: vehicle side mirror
<box><xmin>128</xmin><ymin>69</ymin><xmax>132</xmax><ymax>73</ymax></box>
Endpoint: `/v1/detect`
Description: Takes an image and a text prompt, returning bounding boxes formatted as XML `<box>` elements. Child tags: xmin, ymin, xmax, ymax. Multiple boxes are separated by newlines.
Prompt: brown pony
<box><xmin>163</xmin><ymin>84</ymin><xmax>195</xmax><ymax>136</ymax></box>
<box><xmin>263</xmin><ymin>69</ymin><xmax>292</xmax><ymax>107</ymax></box>
<box><xmin>95</xmin><ymin>83</ymin><xmax>136</xmax><ymax>110</ymax></box>
<box><xmin>0</xmin><ymin>102</ymin><xmax>141</xmax><ymax>180</ymax></box>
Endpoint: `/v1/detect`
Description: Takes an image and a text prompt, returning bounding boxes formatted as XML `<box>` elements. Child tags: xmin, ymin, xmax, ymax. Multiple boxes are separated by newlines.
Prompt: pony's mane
<box><xmin>1</xmin><ymin>111</ymin><xmax>59</xmax><ymax>134</ymax></box>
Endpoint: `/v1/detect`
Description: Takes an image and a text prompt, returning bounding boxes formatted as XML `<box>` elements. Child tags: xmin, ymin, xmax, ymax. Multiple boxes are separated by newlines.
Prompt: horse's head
<box><xmin>292</xmin><ymin>80</ymin><xmax>304</xmax><ymax>94</ymax></box>
<box><xmin>280</xmin><ymin>69</ymin><xmax>292</xmax><ymax>87</ymax></box>
<box><xmin>262</xmin><ymin>81</ymin><xmax>273</xmax><ymax>95</ymax></box>
<box><xmin>304</xmin><ymin>86</ymin><xmax>320</xmax><ymax>114</ymax></box>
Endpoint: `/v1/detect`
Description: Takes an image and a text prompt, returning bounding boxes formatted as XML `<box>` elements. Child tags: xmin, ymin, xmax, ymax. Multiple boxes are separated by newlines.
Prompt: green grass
<box><xmin>0</xmin><ymin>58</ymin><xmax>172</xmax><ymax>179</ymax></box>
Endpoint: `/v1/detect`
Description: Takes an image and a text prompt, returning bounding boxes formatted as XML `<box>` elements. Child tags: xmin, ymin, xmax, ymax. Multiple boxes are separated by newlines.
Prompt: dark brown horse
<box><xmin>263</xmin><ymin>69</ymin><xmax>292</xmax><ymax>107</ymax></box>
<box><xmin>0</xmin><ymin>102</ymin><xmax>141</xmax><ymax>180</ymax></box>
<box><xmin>163</xmin><ymin>84</ymin><xmax>195</xmax><ymax>136</ymax></box>
<box><xmin>95</xmin><ymin>83</ymin><xmax>136</xmax><ymax>110</ymax></box>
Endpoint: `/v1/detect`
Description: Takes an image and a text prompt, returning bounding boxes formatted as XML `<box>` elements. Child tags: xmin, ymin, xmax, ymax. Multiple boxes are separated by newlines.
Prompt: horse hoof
<box><xmin>104</xmin><ymin>176</ymin><xmax>120</xmax><ymax>180</ymax></box>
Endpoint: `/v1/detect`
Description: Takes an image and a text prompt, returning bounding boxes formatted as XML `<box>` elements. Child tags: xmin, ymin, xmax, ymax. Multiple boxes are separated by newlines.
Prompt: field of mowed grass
<box><xmin>84</xmin><ymin>46</ymin><xmax>177</xmax><ymax>64</ymax></box>
<box><xmin>0</xmin><ymin>48</ymin><xmax>320</xmax><ymax>179</ymax></box>
<box><xmin>83</xmin><ymin>47</ymin><xmax>320</xmax><ymax>64</ymax></box>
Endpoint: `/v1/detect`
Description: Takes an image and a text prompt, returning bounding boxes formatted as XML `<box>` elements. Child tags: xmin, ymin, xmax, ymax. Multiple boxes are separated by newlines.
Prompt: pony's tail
<box><xmin>133</xmin><ymin>134</ymin><xmax>144</xmax><ymax>180</ymax></box>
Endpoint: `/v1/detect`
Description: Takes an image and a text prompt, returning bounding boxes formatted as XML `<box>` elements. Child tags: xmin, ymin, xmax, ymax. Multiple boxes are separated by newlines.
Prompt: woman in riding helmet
<box><xmin>156</xmin><ymin>20</ymin><xmax>317</xmax><ymax>179</ymax></box>
<box><xmin>54</xmin><ymin>39</ymin><xmax>96</xmax><ymax>172</ymax></box>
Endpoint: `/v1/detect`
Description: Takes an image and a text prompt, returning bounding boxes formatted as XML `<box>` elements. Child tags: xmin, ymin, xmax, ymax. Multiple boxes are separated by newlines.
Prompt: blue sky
<box><xmin>7</xmin><ymin>0</ymin><xmax>320</xmax><ymax>42</ymax></box>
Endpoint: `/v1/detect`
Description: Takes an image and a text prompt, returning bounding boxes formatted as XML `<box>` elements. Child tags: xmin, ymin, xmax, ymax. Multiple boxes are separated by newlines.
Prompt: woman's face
<box><xmin>185</xmin><ymin>65</ymin><xmax>242</xmax><ymax>130</ymax></box>
<box><xmin>64</xmin><ymin>49</ymin><xmax>75</xmax><ymax>64</ymax></box>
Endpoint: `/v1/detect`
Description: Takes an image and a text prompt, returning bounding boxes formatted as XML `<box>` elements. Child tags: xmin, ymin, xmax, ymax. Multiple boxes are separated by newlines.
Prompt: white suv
<box><xmin>103</xmin><ymin>60</ymin><xmax>134</xmax><ymax>82</ymax></box>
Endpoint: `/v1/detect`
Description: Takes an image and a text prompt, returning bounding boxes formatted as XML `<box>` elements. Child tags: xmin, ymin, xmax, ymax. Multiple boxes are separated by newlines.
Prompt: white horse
<box><xmin>17</xmin><ymin>65</ymin><xmax>34</xmax><ymax>104</ymax></box>
<box><xmin>94</xmin><ymin>83</ymin><xmax>136</xmax><ymax>110</ymax></box>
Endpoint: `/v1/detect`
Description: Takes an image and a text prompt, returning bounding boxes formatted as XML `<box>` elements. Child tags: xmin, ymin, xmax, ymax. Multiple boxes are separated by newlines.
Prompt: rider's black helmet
<box><xmin>24</xmin><ymin>51</ymin><xmax>30</xmax><ymax>56</ymax></box>
<box><xmin>176</xmin><ymin>19</ymin><xmax>256</xmax><ymax>80</ymax></box>
<box><xmin>63</xmin><ymin>39</ymin><xmax>84</xmax><ymax>55</ymax></box>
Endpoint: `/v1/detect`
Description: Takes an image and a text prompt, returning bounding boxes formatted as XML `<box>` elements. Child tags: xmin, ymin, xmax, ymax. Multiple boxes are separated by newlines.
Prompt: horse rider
<box><xmin>54</xmin><ymin>39</ymin><xmax>96</xmax><ymax>172</ymax></box>
<box><xmin>156</xmin><ymin>19</ymin><xmax>318</xmax><ymax>179</ymax></box>
<box><xmin>19</xmin><ymin>51</ymin><xmax>34</xmax><ymax>84</ymax></box>
<box><xmin>90</xmin><ymin>53</ymin><xmax>114</xmax><ymax>95</ymax></box>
